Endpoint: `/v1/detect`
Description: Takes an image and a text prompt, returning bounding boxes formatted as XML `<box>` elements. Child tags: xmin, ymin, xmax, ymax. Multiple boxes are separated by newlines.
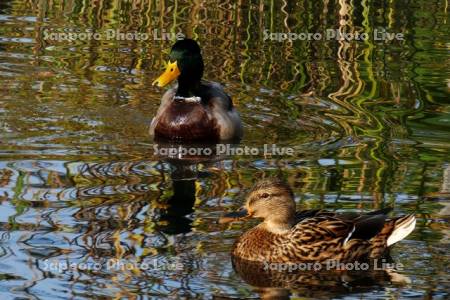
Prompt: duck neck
<box><xmin>176</xmin><ymin>75</ymin><xmax>201</xmax><ymax>98</ymax></box>
<box><xmin>263</xmin><ymin>214</ymin><xmax>296</xmax><ymax>234</ymax></box>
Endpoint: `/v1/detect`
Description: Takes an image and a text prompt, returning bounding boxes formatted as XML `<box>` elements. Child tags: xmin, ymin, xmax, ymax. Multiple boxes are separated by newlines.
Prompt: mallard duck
<box><xmin>220</xmin><ymin>179</ymin><xmax>416</xmax><ymax>263</ymax></box>
<box><xmin>150</xmin><ymin>39</ymin><xmax>243</xmax><ymax>141</ymax></box>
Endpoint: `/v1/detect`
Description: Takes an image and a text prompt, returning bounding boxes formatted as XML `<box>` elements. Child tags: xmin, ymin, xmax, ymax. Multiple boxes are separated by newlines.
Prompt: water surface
<box><xmin>0</xmin><ymin>0</ymin><xmax>449</xmax><ymax>299</ymax></box>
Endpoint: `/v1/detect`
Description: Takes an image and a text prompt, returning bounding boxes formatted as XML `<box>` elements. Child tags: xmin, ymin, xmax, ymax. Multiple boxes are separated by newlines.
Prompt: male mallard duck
<box><xmin>150</xmin><ymin>39</ymin><xmax>243</xmax><ymax>141</ymax></box>
<box><xmin>220</xmin><ymin>179</ymin><xmax>416</xmax><ymax>263</ymax></box>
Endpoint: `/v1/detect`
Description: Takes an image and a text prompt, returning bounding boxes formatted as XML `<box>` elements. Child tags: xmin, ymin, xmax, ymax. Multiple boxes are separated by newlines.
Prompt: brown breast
<box><xmin>154</xmin><ymin>101</ymin><xmax>220</xmax><ymax>141</ymax></box>
<box><xmin>233</xmin><ymin>226</ymin><xmax>282</xmax><ymax>262</ymax></box>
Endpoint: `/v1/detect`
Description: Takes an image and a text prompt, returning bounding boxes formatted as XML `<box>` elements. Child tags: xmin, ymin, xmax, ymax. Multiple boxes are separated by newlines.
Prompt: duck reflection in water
<box><xmin>156</xmin><ymin>163</ymin><xmax>196</xmax><ymax>235</ymax></box>
<box><xmin>228</xmin><ymin>256</ymin><xmax>411</xmax><ymax>300</ymax></box>
<box><xmin>154</xmin><ymin>141</ymin><xmax>230</xmax><ymax>234</ymax></box>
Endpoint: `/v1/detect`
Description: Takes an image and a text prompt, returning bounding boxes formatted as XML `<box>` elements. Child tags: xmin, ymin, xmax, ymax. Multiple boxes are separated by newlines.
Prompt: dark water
<box><xmin>0</xmin><ymin>0</ymin><xmax>449</xmax><ymax>299</ymax></box>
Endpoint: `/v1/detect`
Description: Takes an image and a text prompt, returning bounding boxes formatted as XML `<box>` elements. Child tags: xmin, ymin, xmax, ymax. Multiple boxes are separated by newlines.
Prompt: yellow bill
<box><xmin>152</xmin><ymin>60</ymin><xmax>181</xmax><ymax>87</ymax></box>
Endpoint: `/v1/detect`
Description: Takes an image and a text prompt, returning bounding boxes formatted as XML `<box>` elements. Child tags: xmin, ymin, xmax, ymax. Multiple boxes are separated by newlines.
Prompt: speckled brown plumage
<box><xmin>221</xmin><ymin>179</ymin><xmax>416</xmax><ymax>263</ymax></box>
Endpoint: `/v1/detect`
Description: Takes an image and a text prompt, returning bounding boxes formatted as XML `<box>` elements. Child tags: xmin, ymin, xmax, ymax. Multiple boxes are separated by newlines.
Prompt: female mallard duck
<box><xmin>220</xmin><ymin>179</ymin><xmax>416</xmax><ymax>263</ymax></box>
<box><xmin>150</xmin><ymin>39</ymin><xmax>243</xmax><ymax>141</ymax></box>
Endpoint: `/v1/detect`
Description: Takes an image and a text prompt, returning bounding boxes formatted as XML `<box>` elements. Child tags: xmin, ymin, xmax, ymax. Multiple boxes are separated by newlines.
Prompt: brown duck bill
<box><xmin>219</xmin><ymin>208</ymin><xmax>251</xmax><ymax>224</ymax></box>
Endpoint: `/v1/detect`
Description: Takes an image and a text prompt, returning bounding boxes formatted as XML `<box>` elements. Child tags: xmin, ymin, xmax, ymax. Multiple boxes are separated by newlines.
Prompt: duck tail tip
<box><xmin>387</xmin><ymin>214</ymin><xmax>416</xmax><ymax>247</ymax></box>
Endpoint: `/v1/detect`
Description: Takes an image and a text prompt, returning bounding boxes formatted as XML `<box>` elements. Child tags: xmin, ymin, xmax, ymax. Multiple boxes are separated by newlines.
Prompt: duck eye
<box><xmin>261</xmin><ymin>193</ymin><xmax>269</xmax><ymax>199</ymax></box>
<box><xmin>170</xmin><ymin>68</ymin><xmax>174</xmax><ymax>71</ymax></box>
